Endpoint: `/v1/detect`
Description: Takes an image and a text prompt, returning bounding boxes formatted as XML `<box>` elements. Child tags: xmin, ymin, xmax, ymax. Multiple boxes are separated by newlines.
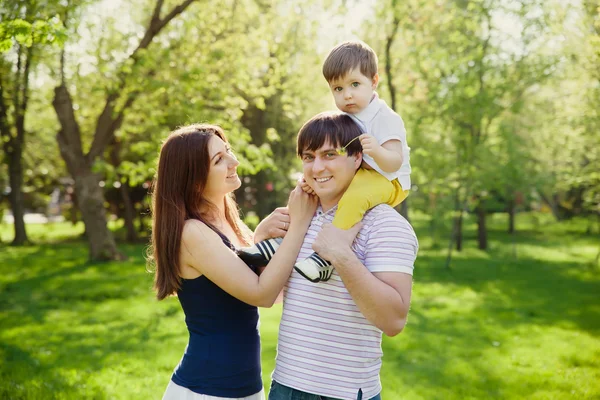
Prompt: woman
<box><xmin>150</xmin><ymin>124</ymin><xmax>317</xmax><ymax>400</ymax></box>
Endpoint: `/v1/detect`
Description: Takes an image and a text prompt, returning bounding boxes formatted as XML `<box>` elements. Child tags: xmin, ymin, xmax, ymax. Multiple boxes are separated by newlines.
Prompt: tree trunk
<box><xmin>384</xmin><ymin>6</ymin><xmax>409</xmax><ymax>224</ymax></box>
<box><xmin>456</xmin><ymin>212</ymin><xmax>463</xmax><ymax>251</ymax></box>
<box><xmin>539</xmin><ymin>191</ymin><xmax>563</xmax><ymax>220</ymax></box>
<box><xmin>399</xmin><ymin>200</ymin><xmax>409</xmax><ymax>222</ymax></box>
<box><xmin>0</xmin><ymin>44</ymin><xmax>32</xmax><ymax>246</ymax></box>
<box><xmin>120</xmin><ymin>180</ymin><xmax>138</xmax><ymax>243</ymax></box>
<box><xmin>476</xmin><ymin>199</ymin><xmax>487</xmax><ymax>250</ymax></box>
<box><xmin>73</xmin><ymin>169</ymin><xmax>122</xmax><ymax>260</ymax></box>
<box><xmin>138</xmin><ymin>198</ymin><xmax>148</xmax><ymax>234</ymax></box>
<box><xmin>53</xmin><ymin>85</ymin><xmax>122</xmax><ymax>261</ymax></box>
<box><xmin>445</xmin><ymin>188</ymin><xmax>462</xmax><ymax>269</ymax></box>
<box><xmin>69</xmin><ymin>191</ymin><xmax>79</xmax><ymax>225</ymax></box>
<box><xmin>7</xmin><ymin>144</ymin><xmax>29</xmax><ymax>245</ymax></box>
<box><xmin>507</xmin><ymin>197</ymin><xmax>515</xmax><ymax>234</ymax></box>
<box><xmin>110</xmin><ymin>139</ymin><xmax>138</xmax><ymax>243</ymax></box>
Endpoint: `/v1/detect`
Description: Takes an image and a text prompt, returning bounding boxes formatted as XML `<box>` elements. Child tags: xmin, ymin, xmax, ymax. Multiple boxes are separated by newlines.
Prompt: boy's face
<box><xmin>328</xmin><ymin>68</ymin><xmax>379</xmax><ymax>115</ymax></box>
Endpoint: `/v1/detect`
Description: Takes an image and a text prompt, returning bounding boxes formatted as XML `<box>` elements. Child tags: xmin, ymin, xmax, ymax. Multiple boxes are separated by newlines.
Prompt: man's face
<box><xmin>328</xmin><ymin>68</ymin><xmax>378</xmax><ymax>114</ymax></box>
<box><xmin>300</xmin><ymin>140</ymin><xmax>362</xmax><ymax>210</ymax></box>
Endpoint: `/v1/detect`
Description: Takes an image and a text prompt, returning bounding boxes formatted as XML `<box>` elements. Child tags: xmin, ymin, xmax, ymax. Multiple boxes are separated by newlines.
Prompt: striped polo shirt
<box><xmin>272</xmin><ymin>204</ymin><xmax>418</xmax><ymax>399</ymax></box>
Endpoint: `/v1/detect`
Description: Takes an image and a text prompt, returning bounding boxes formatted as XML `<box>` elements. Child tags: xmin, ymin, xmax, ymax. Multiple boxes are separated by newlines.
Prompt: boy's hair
<box><xmin>322</xmin><ymin>41</ymin><xmax>378</xmax><ymax>82</ymax></box>
<box><xmin>297</xmin><ymin>112</ymin><xmax>363</xmax><ymax>157</ymax></box>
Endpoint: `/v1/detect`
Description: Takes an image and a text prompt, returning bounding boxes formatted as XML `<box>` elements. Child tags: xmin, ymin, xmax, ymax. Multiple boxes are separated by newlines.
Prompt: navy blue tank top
<box><xmin>171</xmin><ymin>229</ymin><xmax>262</xmax><ymax>397</ymax></box>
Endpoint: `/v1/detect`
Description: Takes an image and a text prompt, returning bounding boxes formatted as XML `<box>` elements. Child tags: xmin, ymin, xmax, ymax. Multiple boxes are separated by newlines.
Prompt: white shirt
<box><xmin>348</xmin><ymin>92</ymin><xmax>412</xmax><ymax>190</ymax></box>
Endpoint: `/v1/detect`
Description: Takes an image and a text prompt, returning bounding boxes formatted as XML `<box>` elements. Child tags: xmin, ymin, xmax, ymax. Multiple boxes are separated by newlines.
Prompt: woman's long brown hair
<box><xmin>149</xmin><ymin>124</ymin><xmax>252</xmax><ymax>300</ymax></box>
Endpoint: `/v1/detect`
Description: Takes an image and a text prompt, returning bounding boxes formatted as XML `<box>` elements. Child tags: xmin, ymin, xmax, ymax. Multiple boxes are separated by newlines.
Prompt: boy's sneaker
<box><xmin>236</xmin><ymin>238</ymin><xmax>283</xmax><ymax>269</ymax></box>
<box><xmin>294</xmin><ymin>252</ymin><xmax>333</xmax><ymax>283</ymax></box>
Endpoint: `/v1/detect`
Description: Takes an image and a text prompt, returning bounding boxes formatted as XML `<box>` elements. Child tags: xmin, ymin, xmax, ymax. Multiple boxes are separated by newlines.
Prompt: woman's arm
<box><xmin>181</xmin><ymin>219</ymin><xmax>306</xmax><ymax>307</ymax></box>
<box><xmin>181</xmin><ymin>187</ymin><xmax>316</xmax><ymax>308</ymax></box>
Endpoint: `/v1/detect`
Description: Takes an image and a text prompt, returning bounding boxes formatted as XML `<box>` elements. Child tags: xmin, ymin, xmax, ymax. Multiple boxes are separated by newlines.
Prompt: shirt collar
<box><xmin>352</xmin><ymin>91</ymin><xmax>382</xmax><ymax>123</ymax></box>
<box><xmin>316</xmin><ymin>204</ymin><xmax>338</xmax><ymax>217</ymax></box>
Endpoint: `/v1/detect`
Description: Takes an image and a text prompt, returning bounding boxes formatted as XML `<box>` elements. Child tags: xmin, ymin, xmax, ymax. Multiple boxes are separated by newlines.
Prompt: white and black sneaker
<box><xmin>294</xmin><ymin>252</ymin><xmax>333</xmax><ymax>283</ymax></box>
<box><xmin>236</xmin><ymin>238</ymin><xmax>283</xmax><ymax>269</ymax></box>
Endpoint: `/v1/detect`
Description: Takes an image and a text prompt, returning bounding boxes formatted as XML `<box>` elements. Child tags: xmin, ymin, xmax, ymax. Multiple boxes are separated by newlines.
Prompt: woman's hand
<box><xmin>287</xmin><ymin>184</ymin><xmax>318</xmax><ymax>228</ymax></box>
<box><xmin>253</xmin><ymin>207</ymin><xmax>290</xmax><ymax>243</ymax></box>
<box><xmin>299</xmin><ymin>176</ymin><xmax>315</xmax><ymax>195</ymax></box>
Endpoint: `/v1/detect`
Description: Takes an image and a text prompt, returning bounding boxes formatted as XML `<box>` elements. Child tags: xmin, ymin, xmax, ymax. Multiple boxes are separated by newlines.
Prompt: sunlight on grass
<box><xmin>1</xmin><ymin>212</ymin><xmax>599</xmax><ymax>399</ymax></box>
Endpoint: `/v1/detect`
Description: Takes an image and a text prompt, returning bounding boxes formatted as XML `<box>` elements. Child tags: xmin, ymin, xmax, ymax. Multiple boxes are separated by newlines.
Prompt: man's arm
<box><xmin>330</xmin><ymin>249</ymin><xmax>412</xmax><ymax>336</ymax></box>
<box><xmin>312</xmin><ymin>219</ymin><xmax>417</xmax><ymax>336</ymax></box>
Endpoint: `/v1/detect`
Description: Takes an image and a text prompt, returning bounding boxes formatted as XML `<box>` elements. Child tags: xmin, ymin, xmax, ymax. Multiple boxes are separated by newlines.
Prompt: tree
<box><xmin>0</xmin><ymin>1</ymin><xmax>65</xmax><ymax>245</ymax></box>
<box><xmin>52</xmin><ymin>0</ymin><xmax>197</xmax><ymax>260</ymax></box>
<box><xmin>383</xmin><ymin>0</ymin><xmax>410</xmax><ymax>221</ymax></box>
<box><xmin>368</xmin><ymin>0</ymin><xmax>559</xmax><ymax>262</ymax></box>
<box><xmin>101</xmin><ymin>0</ymin><xmax>328</xmax><ymax>223</ymax></box>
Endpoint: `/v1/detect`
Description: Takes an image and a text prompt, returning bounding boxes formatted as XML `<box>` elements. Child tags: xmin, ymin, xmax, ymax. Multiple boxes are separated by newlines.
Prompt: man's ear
<box><xmin>353</xmin><ymin>152</ymin><xmax>363</xmax><ymax>171</ymax></box>
<box><xmin>372</xmin><ymin>73</ymin><xmax>379</xmax><ymax>89</ymax></box>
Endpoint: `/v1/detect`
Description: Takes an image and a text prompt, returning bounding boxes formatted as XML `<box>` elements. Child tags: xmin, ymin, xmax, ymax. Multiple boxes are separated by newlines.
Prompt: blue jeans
<box><xmin>268</xmin><ymin>380</ymin><xmax>381</xmax><ymax>400</ymax></box>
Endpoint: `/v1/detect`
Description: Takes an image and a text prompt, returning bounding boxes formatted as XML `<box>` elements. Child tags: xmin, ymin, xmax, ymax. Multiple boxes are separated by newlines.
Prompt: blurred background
<box><xmin>0</xmin><ymin>0</ymin><xmax>598</xmax><ymax>399</ymax></box>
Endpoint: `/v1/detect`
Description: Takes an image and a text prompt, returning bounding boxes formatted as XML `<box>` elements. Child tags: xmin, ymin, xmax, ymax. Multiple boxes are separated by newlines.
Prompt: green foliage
<box><xmin>0</xmin><ymin>17</ymin><xmax>66</xmax><ymax>52</ymax></box>
<box><xmin>1</xmin><ymin>0</ymin><xmax>597</xmax><ymax>249</ymax></box>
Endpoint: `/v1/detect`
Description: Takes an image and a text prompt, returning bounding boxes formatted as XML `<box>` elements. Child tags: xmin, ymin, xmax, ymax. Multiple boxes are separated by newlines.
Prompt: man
<box><xmin>269</xmin><ymin>112</ymin><xmax>419</xmax><ymax>400</ymax></box>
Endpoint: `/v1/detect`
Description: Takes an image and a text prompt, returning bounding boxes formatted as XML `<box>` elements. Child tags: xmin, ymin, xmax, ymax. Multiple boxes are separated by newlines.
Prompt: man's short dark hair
<box><xmin>322</xmin><ymin>41</ymin><xmax>378</xmax><ymax>82</ymax></box>
<box><xmin>296</xmin><ymin>112</ymin><xmax>363</xmax><ymax>157</ymax></box>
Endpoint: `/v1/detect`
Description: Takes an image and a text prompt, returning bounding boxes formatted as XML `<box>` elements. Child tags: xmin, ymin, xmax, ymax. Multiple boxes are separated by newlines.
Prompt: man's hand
<box><xmin>359</xmin><ymin>134</ymin><xmax>383</xmax><ymax>158</ymax></box>
<box><xmin>253</xmin><ymin>207</ymin><xmax>290</xmax><ymax>243</ymax></box>
<box><xmin>312</xmin><ymin>222</ymin><xmax>362</xmax><ymax>263</ymax></box>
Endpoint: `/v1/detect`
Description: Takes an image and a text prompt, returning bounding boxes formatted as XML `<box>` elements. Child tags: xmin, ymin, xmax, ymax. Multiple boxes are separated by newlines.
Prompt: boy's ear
<box><xmin>372</xmin><ymin>73</ymin><xmax>379</xmax><ymax>89</ymax></box>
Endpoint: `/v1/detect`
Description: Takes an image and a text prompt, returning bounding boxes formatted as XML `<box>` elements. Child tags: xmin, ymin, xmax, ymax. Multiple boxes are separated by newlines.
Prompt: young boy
<box><xmin>237</xmin><ymin>40</ymin><xmax>411</xmax><ymax>282</ymax></box>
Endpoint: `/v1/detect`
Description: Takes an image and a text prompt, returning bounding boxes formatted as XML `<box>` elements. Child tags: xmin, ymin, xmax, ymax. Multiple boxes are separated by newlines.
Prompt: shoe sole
<box><xmin>293</xmin><ymin>266</ymin><xmax>322</xmax><ymax>283</ymax></box>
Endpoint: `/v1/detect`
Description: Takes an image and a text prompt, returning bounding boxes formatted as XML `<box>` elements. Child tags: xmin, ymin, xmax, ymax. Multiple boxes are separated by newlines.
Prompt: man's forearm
<box><xmin>332</xmin><ymin>249</ymin><xmax>411</xmax><ymax>336</ymax></box>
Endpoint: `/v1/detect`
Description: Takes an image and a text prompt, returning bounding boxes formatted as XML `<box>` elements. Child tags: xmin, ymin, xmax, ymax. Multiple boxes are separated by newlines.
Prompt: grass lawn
<box><xmin>0</xmin><ymin>213</ymin><xmax>599</xmax><ymax>399</ymax></box>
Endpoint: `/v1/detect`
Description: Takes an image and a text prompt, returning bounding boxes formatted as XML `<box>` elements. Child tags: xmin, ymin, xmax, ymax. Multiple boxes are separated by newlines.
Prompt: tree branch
<box><xmin>53</xmin><ymin>84</ymin><xmax>85</xmax><ymax>168</ymax></box>
<box><xmin>385</xmin><ymin>0</ymin><xmax>400</xmax><ymax>111</ymax></box>
<box><xmin>86</xmin><ymin>0</ymin><xmax>197</xmax><ymax>162</ymax></box>
<box><xmin>16</xmin><ymin>45</ymin><xmax>33</xmax><ymax>146</ymax></box>
<box><xmin>0</xmin><ymin>75</ymin><xmax>12</xmax><ymax>153</ymax></box>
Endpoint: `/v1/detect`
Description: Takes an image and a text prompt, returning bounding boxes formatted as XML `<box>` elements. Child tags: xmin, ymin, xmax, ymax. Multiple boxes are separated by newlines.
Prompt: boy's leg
<box><xmin>333</xmin><ymin>168</ymin><xmax>405</xmax><ymax>229</ymax></box>
<box><xmin>294</xmin><ymin>169</ymin><xmax>407</xmax><ymax>283</ymax></box>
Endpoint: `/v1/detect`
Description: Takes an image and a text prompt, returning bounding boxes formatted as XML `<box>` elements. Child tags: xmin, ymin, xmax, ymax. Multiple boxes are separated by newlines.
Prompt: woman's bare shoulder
<box><xmin>181</xmin><ymin>219</ymin><xmax>219</xmax><ymax>246</ymax></box>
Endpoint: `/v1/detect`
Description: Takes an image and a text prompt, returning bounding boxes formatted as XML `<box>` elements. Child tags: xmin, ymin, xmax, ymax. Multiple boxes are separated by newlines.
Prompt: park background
<box><xmin>1</xmin><ymin>0</ymin><xmax>599</xmax><ymax>399</ymax></box>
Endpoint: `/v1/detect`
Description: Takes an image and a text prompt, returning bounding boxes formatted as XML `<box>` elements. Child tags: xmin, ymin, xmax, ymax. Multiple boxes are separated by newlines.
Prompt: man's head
<box><xmin>322</xmin><ymin>41</ymin><xmax>379</xmax><ymax>115</ymax></box>
<box><xmin>297</xmin><ymin>112</ymin><xmax>363</xmax><ymax>210</ymax></box>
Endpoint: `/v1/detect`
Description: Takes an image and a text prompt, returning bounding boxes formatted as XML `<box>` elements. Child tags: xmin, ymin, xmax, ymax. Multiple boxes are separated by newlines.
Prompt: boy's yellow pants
<box><xmin>333</xmin><ymin>168</ymin><xmax>409</xmax><ymax>230</ymax></box>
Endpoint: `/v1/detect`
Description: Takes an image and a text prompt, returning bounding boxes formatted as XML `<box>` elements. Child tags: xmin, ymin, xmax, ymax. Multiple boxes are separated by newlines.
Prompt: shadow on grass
<box><xmin>0</xmin><ymin>241</ymin><xmax>183</xmax><ymax>399</ymax></box>
<box><xmin>414</xmin><ymin>250</ymin><xmax>600</xmax><ymax>336</ymax></box>
<box><xmin>0</xmin><ymin>243</ymin><xmax>150</xmax><ymax>325</ymax></box>
<box><xmin>0</xmin><ymin>342</ymin><xmax>109</xmax><ymax>400</ymax></box>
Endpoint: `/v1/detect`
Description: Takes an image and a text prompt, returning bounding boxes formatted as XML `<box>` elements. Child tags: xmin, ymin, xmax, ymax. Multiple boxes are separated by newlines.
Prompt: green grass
<box><xmin>0</xmin><ymin>212</ymin><xmax>599</xmax><ymax>399</ymax></box>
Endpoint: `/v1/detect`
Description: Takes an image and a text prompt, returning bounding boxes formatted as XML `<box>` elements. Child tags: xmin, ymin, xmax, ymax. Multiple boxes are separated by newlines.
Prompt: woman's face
<box><xmin>203</xmin><ymin>135</ymin><xmax>241</xmax><ymax>200</ymax></box>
